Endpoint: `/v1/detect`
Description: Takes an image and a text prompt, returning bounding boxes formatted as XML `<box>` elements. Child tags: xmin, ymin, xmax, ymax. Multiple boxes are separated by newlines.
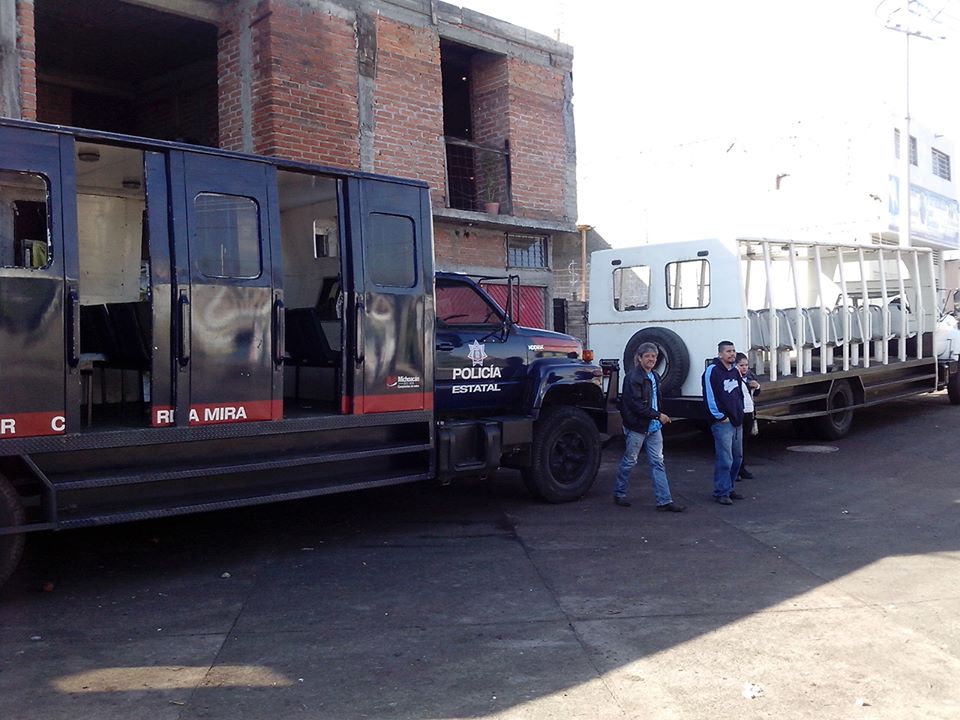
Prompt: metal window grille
<box><xmin>933</xmin><ymin>148</ymin><xmax>951</xmax><ymax>181</ymax></box>
<box><xmin>893</xmin><ymin>129</ymin><xmax>918</xmax><ymax>165</ymax></box>
<box><xmin>444</xmin><ymin>140</ymin><xmax>510</xmax><ymax>212</ymax></box>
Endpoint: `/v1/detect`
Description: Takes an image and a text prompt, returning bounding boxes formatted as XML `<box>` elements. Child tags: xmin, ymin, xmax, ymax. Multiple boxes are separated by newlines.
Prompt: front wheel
<box><xmin>521</xmin><ymin>406</ymin><xmax>601</xmax><ymax>503</ymax></box>
<box><xmin>0</xmin><ymin>475</ymin><xmax>25</xmax><ymax>589</ymax></box>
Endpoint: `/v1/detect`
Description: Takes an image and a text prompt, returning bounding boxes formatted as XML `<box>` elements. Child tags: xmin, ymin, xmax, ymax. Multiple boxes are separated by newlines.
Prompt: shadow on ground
<box><xmin>1</xmin><ymin>394</ymin><xmax>959</xmax><ymax>719</ymax></box>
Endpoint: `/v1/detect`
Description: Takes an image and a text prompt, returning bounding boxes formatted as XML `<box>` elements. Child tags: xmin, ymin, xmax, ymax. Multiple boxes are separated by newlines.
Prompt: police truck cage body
<box><xmin>0</xmin><ymin>119</ymin><xmax>615</xmax><ymax>587</ymax></box>
<box><xmin>588</xmin><ymin>237</ymin><xmax>960</xmax><ymax>439</ymax></box>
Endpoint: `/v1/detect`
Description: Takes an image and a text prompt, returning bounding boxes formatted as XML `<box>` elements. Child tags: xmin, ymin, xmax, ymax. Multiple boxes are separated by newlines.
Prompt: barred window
<box><xmin>933</xmin><ymin>148</ymin><xmax>951</xmax><ymax>181</ymax></box>
<box><xmin>506</xmin><ymin>234</ymin><xmax>547</xmax><ymax>268</ymax></box>
<box><xmin>893</xmin><ymin>129</ymin><xmax>918</xmax><ymax>165</ymax></box>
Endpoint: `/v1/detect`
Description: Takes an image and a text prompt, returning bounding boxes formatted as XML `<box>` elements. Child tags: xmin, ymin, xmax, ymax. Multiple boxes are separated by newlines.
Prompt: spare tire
<box><xmin>622</xmin><ymin>327</ymin><xmax>690</xmax><ymax>396</ymax></box>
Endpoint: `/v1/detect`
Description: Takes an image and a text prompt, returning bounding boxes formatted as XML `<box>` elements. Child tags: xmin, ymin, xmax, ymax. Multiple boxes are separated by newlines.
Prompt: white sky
<box><xmin>459</xmin><ymin>0</ymin><xmax>960</xmax><ymax>246</ymax></box>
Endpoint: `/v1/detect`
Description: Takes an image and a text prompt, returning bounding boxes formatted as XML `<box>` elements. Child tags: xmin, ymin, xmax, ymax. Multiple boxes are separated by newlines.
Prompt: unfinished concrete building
<box><xmin>0</xmin><ymin>0</ymin><xmax>591</xmax><ymax>332</ymax></box>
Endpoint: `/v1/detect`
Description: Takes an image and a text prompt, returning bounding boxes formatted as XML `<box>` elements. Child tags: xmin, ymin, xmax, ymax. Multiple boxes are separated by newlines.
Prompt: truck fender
<box><xmin>526</xmin><ymin>360</ymin><xmax>605</xmax><ymax>415</ymax></box>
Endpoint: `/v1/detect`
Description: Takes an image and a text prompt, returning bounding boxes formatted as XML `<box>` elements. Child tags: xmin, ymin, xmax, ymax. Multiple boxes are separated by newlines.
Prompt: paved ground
<box><xmin>1</xmin><ymin>393</ymin><xmax>959</xmax><ymax>720</ymax></box>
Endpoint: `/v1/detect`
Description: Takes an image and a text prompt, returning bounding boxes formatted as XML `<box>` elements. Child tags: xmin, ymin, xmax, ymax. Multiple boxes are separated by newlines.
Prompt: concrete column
<box><xmin>0</xmin><ymin>0</ymin><xmax>21</xmax><ymax>118</ymax></box>
<box><xmin>562</xmin><ymin>69</ymin><xmax>577</xmax><ymax>223</ymax></box>
<box><xmin>357</xmin><ymin>10</ymin><xmax>377</xmax><ymax>173</ymax></box>
<box><xmin>238</xmin><ymin>0</ymin><xmax>254</xmax><ymax>153</ymax></box>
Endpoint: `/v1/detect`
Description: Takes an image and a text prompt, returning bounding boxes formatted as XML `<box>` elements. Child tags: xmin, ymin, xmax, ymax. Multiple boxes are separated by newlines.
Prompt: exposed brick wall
<box><xmin>215</xmin><ymin>1</ymin><xmax>571</xmax><ymax>224</ymax></box>
<box><xmin>434</xmin><ymin>224</ymin><xmax>505</xmax><ymax>270</ymax></box>
<box><xmin>219</xmin><ymin>0</ymin><xmax>362</xmax><ymax>166</ymax></box>
<box><xmin>505</xmin><ymin>57</ymin><xmax>569</xmax><ymax>222</ymax></box>
<box><xmin>372</xmin><ymin>15</ymin><xmax>445</xmax><ymax>199</ymax></box>
<box><xmin>16</xmin><ymin>0</ymin><xmax>36</xmax><ymax>120</ymax></box>
<box><xmin>217</xmin><ymin>1</ymin><xmax>246</xmax><ymax>152</ymax></box>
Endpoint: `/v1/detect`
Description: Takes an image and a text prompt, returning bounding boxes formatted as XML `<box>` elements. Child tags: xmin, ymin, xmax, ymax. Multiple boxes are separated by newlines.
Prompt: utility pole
<box><xmin>881</xmin><ymin>0</ymin><xmax>946</xmax><ymax>248</ymax></box>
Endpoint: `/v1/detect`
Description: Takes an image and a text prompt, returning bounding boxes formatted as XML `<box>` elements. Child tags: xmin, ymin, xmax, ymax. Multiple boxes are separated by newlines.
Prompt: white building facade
<box><xmin>636</xmin><ymin>114</ymin><xmax>958</xmax><ymax>254</ymax></box>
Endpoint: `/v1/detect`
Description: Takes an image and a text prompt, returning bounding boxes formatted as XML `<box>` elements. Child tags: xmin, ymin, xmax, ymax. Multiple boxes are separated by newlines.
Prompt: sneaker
<box><xmin>739</xmin><ymin>468</ymin><xmax>754</xmax><ymax>479</ymax></box>
<box><xmin>715</xmin><ymin>495</ymin><xmax>733</xmax><ymax>505</ymax></box>
<box><xmin>613</xmin><ymin>497</ymin><xmax>632</xmax><ymax>507</ymax></box>
<box><xmin>729</xmin><ymin>491</ymin><xmax>745</xmax><ymax>500</ymax></box>
<box><xmin>656</xmin><ymin>502</ymin><xmax>686</xmax><ymax>513</ymax></box>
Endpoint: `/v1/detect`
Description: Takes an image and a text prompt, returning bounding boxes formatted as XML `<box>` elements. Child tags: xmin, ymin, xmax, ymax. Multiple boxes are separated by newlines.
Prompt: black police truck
<box><xmin>0</xmin><ymin>119</ymin><xmax>617</xmax><ymax>587</ymax></box>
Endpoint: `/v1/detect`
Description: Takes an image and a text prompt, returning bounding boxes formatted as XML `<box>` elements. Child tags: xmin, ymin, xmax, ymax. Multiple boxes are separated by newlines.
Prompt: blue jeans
<box><xmin>614</xmin><ymin>429</ymin><xmax>673</xmax><ymax>506</ymax></box>
<box><xmin>710</xmin><ymin>421</ymin><xmax>743</xmax><ymax>498</ymax></box>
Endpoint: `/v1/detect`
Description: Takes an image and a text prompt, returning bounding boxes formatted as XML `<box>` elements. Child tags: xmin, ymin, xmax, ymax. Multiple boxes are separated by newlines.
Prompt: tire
<box><xmin>948</xmin><ymin>372</ymin><xmax>960</xmax><ymax>405</ymax></box>
<box><xmin>0</xmin><ymin>475</ymin><xmax>25</xmax><ymax>589</ymax></box>
<box><xmin>810</xmin><ymin>379</ymin><xmax>855</xmax><ymax>440</ymax></box>
<box><xmin>521</xmin><ymin>406</ymin><xmax>601</xmax><ymax>503</ymax></box>
<box><xmin>622</xmin><ymin>327</ymin><xmax>689</xmax><ymax>396</ymax></box>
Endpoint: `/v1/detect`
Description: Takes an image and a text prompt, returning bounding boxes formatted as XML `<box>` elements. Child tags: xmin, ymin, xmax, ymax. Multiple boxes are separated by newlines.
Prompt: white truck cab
<box><xmin>589</xmin><ymin>237</ymin><xmax>960</xmax><ymax>438</ymax></box>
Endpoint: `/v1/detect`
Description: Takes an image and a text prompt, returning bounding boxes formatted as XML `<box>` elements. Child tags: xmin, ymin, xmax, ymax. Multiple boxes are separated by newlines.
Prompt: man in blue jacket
<box><xmin>701</xmin><ymin>340</ymin><xmax>745</xmax><ymax>505</ymax></box>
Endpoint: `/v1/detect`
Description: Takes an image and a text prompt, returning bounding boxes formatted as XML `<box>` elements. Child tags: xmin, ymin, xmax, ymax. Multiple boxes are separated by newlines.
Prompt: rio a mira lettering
<box><xmin>0</xmin><ymin>413</ymin><xmax>66</xmax><ymax>437</ymax></box>
<box><xmin>154</xmin><ymin>404</ymin><xmax>252</xmax><ymax>426</ymax></box>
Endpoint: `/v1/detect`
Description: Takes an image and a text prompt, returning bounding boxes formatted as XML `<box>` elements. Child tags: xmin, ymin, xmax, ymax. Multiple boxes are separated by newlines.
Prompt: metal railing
<box><xmin>444</xmin><ymin>137</ymin><xmax>511</xmax><ymax>214</ymax></box>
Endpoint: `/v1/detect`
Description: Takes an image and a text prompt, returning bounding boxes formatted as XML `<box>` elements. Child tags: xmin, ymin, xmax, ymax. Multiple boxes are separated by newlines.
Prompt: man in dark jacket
<box><xmin>613</xmin><ymin>342</ymin><xmax>685</xmax><ymax>512</ymax></box>
<box><xmin>701</xmin><ymin>340</ymin><xmax>745</xmax><ymax>505</ymax></box>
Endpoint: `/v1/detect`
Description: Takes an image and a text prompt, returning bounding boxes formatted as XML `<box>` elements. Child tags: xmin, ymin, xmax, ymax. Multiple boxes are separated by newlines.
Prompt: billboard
<box><xmin>888</xmin><ymin>175</ymin><xmax>960</xmax><ymax>249</ymax></box>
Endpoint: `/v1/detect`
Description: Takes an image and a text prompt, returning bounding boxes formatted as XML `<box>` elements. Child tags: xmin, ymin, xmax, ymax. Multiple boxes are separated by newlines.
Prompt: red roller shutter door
<box><xmin>485</xmin><ymin>285</ymin><xmax>546</xmax><ymax>329</ymax></box>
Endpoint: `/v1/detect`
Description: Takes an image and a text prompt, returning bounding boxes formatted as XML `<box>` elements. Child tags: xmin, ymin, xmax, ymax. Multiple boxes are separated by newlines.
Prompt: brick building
<box><xmin>0</xmin><ymin>0</ymin><xmax>594</xmax><ymax>332</ymax></box>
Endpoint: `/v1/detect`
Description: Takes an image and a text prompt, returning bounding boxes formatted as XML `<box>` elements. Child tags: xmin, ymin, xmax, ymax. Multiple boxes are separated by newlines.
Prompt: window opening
<box><xmin>613</xmin><ymin>265</ymin><xmax>651</xmax><ymax>311</ymax></box>
<box><xmin>193</xmin><ymin>193</ymin><xmax>261</xmax><ymax>279</ymax></box>
<box><xmin>893</xmin><ymin>129</ymin><xmax>918</xmax><ymax>165</ymax></box>
<box><xmin>368</xmin><ymin>214</ymin><xmax>416</xmax><ymax>288</ymax></box>
<box><xmin>0</xmin><ymin>171</ymin><xmax>50</xmax><ymax>269</ymax></box>
<box><xmin>313</xmin><ymin>219</ymin><xmax>336</xmax><ymax>258</ymax></box>
<box><xmin>35</xmin><ymin>0</ymin><xmax>219</xmax><ymax>145</ymax></box>
<box><xmin>933</xmin><ymin>148</ymin><xmax>951</xmax><ymax>181</ymax></box>
<box><xmin>441</xmin><ymin>39</ymin><xmax>509</xmax><ymax>211</ymax></box>
<box><xmin>436</xmin><ymin>281</ymin><xmax>501</xmax><ymax>326</ymax></box>
<box><xmin>665</xmin><ymin>259</ymin><xmax>711</xmax><ymax>309</ymax></box>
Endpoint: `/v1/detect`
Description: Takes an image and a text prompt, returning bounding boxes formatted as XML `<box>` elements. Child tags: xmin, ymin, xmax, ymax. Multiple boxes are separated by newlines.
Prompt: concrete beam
<box><xmin>119</xmin><ymin>0</ymin><xmax>224</xmax><ymax>24</ymax></box>
<box><xmin>433</xmin><ymin>207</ymin><xmax>577</xmax><ymax>235</ymax></box>
<box><xmin>0</xmin><ymin>0</ymin><xmax>20</xmax><ymax>118</ymax></box>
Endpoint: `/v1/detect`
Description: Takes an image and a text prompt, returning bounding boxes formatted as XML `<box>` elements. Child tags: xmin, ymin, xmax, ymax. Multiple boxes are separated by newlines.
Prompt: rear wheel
<box><xmin>811</xmin><ymin>379</ymin><xmax>855</xmax><ymax>439</ymax></box>
<box><xmin>948</xmin><ymin>371</ymin><xmax>960</xmax><ymax>405</ymax></box>
<box><xmin>522</xmin><ymin>406</ymin><xmax>600</xmax><ymax>503</ymax></box>
<box><xmin>0</xmin><ymin>475</ymin><xmax>25</xmax><ymax>589</ymax></box>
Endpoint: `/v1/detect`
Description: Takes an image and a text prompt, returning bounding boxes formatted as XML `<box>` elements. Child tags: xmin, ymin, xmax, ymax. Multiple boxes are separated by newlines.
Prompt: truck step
<box><xmin>55</xmin><ymin>470</ymin><xmax>433</xmax><ymax>530</ymax></box>
<box><xmin>49</xmin><ymin>442</ymin><xmax>433</xmax><ymax>491</ymax></box>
